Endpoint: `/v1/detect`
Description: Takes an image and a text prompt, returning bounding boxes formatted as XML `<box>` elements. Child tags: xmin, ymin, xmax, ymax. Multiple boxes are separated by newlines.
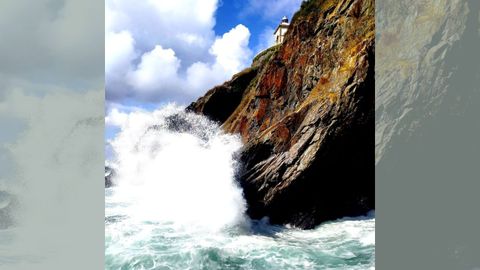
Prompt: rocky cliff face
<box><xmin>188</xmin><ymin>0</ymin><xmax>375</xmax><ymax>229</ymax></box>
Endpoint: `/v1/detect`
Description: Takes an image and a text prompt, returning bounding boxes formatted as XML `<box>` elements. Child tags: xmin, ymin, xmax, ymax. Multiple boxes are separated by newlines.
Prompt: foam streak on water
<box><xmin>105</xmin><ymin>105</ymin><xmax>375</xmax><ymax>269</ymax></box>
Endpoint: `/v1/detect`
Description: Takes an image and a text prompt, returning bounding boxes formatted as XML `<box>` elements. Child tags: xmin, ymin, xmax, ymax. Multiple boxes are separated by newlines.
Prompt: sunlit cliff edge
<box><xmin>188</xmin><ymin>0</ymin><xmax>375</xmax><ymax>229</ymax></box>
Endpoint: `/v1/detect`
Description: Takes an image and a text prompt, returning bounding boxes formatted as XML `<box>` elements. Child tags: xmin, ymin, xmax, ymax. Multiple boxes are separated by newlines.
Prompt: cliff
<box><xmin>188</xmin><ymin>0</ymin><xmax>375</xmax><ymax>229</ymax></box>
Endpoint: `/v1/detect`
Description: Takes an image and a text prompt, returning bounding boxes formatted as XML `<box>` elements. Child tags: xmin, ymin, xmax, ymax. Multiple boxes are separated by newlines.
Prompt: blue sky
<box><xmin>105</xmin><ymin>0</ymin><xmax>303</xmax><ymax>145</ymax></box>
<box><xmin>215</xmin><ymin>0</ymin><xmax>298</xmax><ymax>53</ymax></box>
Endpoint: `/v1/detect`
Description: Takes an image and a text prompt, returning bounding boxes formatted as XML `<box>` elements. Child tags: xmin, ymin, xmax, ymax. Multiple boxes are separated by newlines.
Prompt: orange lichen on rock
<box><xmin>188</xmin><ymin>0</ymin><xmax>375</xmax><ymax>229</ymax></box>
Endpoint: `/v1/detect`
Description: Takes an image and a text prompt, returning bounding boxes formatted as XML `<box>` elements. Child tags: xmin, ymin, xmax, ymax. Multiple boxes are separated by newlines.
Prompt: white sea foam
<box><xmin>105</xmin><ymin>104</ymin><xmax>375</xmax><ymax>269</ymax></box>
<box><xmin>108</xmin><ymin>104</ymin><xmax>246</xmax><ymax>231</ymax></box>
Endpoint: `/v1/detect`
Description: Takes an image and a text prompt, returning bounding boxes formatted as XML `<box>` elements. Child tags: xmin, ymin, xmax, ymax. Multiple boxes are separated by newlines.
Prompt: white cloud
<box><xmin>186</xmin><ymin>24</ymin><xmax>252</xmax><ymax>97</ymax></box>
<box><xmin>127</xmin><ymin>45</ymin><xmax>181</xmax><ymax>96</ymax></box>
<box><xmin>105</xmin><ymin>31</ymin><xmax>136</xmax><ymax>77</ymax></box>
<box><xmin>105</xmin><ymin>31</ymin><xmax>136</xmax><ymax>100</ymax></box>
<box><xmin>211</xmin><ymin>24</ymin><xmax>252</xmax><ymax>74</ymax></box>
<box><xmin>106</xmin><ymin>0</ymin><xmax>252</xmax><ymax>104</ymax></box>
<box><xmin>105</xmin><ymin>108</ymin><xmax>130</xmax><ymax>128</ymax></box>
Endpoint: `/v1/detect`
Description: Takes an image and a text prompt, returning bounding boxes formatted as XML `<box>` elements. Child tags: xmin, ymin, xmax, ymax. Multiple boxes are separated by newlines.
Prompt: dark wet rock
<box><xmin>105</xmin><ymin>166</ymin><xmax>115</xmax><ymax>188</ymax></box>
<box><xmin>187</xmin><ymin>67</ymin><xmax>259</xmax><ymax>124</ymax></box>
<box><xmin>105</xmin><ymin>214</ymin><xmax>127</xmax><ymax>224</ymax></box>
<box><xmin>164</xmin><ymin>113</ymin><xmax>213</xmax><ymax>142</ymax></box>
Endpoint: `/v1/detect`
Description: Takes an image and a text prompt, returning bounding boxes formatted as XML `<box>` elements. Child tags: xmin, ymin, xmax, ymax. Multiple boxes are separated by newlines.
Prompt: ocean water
<box><xmin>105</xmin><ymin>192</ymin><xmax>375</xmax><ymax>270</ymax></box>
<box><xmin>105</xmin><ymin>105</ymin><xmax>375</xmax><ymax>270</ymax></box>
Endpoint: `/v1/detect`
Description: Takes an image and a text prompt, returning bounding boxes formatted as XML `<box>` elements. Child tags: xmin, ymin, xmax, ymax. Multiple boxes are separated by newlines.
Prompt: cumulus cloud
<box><xmin>185</xmin><ymin>24</ymin><xmax>251</xmax><ymax>97</ymax></box>
<box><xmin>106</xmin><ymin>0</ymin><xmax>252</xmax><ymax>104</ymax></box>
<box><xmin>128</xmin><ymin>45</ymin><xmax>181</xmax><ymax>96</ymax></box>
<box><xmin>105</xmin><ymin>107</ymin><xmax>133</xmax><ymax>128</ymax></box>
<box><xmin>105</xmin><ymin>31</ymin><xmax>136</xmax><ymax>99</ymax></box>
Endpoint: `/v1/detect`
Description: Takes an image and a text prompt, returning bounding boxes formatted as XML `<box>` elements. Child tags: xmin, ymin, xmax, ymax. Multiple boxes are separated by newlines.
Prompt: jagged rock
<box><xmin>105</xmin><ymin>166</ymin><xmax>115</xmax><ymax>188</ymax></box>
<box><xmin>186</xmin><ymin>67</ymin><xmax>259</xmax><ymax>123</ymax></box>
<box><xmin>189</xmin><ymin>0</ymin><xmax>375</xmax><ymax>228</ymax></box>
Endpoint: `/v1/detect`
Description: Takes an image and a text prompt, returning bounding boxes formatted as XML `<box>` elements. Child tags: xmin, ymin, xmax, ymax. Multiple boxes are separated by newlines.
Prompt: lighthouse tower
<box><xmin>273</xmin><ymin>16</ymin><xmax>290</xmax><ymax>45</ymax></box>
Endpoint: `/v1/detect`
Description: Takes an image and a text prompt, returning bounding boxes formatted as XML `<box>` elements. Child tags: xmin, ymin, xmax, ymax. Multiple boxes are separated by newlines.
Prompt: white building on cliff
<box><xmin>274</xmin><ymin>16</ymin><xmax>290</xmax><ymax>45</ymax></box>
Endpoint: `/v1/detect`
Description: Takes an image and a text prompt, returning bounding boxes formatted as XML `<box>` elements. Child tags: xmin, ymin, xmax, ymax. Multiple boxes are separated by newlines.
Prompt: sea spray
<box><xmin>105</xmin><ymin>104</ymin><xmax>375</xmax><ymax>269</ymax></box>
<box><xmin>108</xmin><ymin>104</ymin><xmax>247</xmax><ymax>231</ymax></box>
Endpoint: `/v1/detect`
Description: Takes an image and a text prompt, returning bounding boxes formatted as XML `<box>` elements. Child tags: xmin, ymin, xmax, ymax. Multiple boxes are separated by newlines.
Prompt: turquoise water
<box><xmin>105</xmin><ymin>106</ymin><xmax>375</xmax><ymax>269</ymax></box>
<box><xmin>105</xmin><ymin>188</ymin><xmax>375</xmax><ymax>270</ymax></box>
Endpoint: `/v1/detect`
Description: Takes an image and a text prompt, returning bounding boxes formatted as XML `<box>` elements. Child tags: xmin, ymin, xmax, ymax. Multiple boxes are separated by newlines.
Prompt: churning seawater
<box><xmin>105</xmin><ymin>105</ymin><xmax>375</xmax><ymax>270</ymax></box>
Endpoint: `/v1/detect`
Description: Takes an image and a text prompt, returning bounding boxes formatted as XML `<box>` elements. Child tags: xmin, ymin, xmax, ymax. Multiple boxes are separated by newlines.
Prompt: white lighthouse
<box><xmin>273</xmin><ymin>16</ymin><xmax>290</xmax><ymax>45</ymax></box>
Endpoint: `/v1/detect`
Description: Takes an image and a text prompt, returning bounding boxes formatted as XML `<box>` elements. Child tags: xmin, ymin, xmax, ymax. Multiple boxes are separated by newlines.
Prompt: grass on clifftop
<box><xmin>252</xmin><ymin>44</ymin><xmax>280</xmax><ymax>65</ymax></box>
<box><xmin>292</xmin><ymin>0</ymin><xmax>324</xmax><ymax>21</ymax></box>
